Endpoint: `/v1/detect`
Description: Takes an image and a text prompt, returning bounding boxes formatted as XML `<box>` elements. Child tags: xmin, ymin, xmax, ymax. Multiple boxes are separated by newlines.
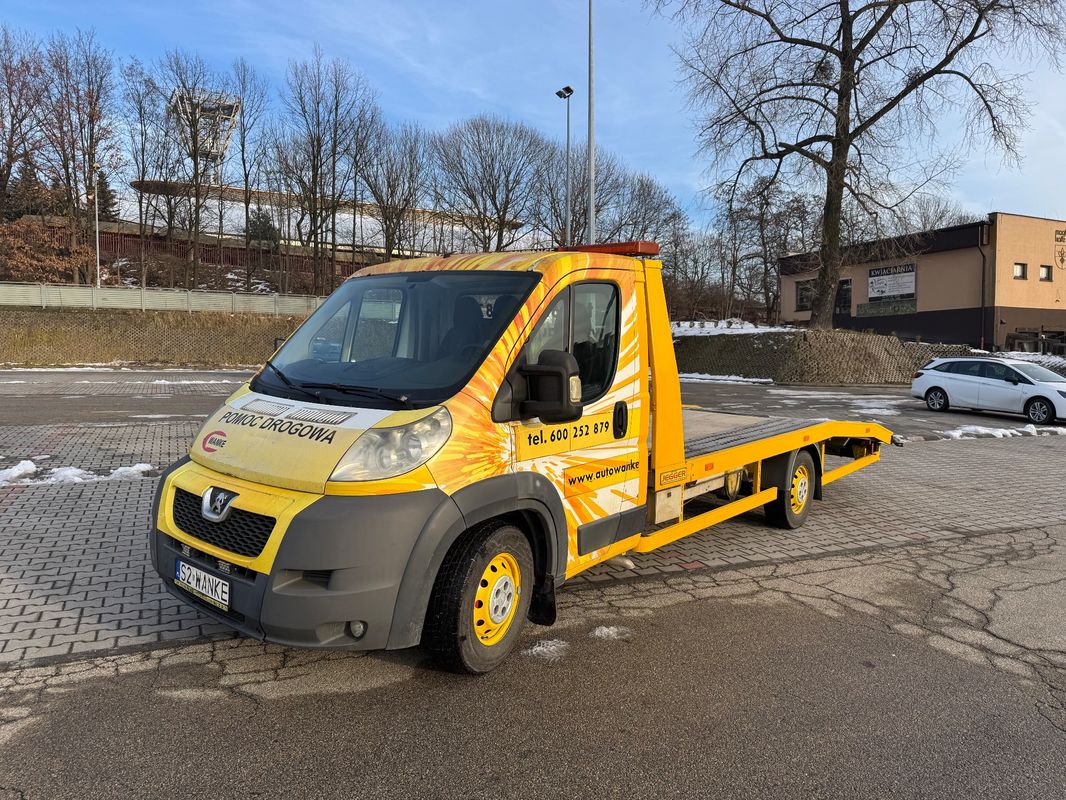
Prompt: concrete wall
<box><xmin>0</xmin><ymin>308</ymin><xmax>303</xmax><ymax>367</ymax></box>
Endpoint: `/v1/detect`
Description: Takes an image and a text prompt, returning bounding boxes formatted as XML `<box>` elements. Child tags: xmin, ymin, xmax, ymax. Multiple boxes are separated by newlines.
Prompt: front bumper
<box><xmin>150</xmin><ymin>467</ymin><xmax>454</xmax><ymax>651</ymax></box>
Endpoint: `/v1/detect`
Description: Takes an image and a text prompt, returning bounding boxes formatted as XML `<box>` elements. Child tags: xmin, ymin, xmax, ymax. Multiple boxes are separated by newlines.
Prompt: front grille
<box><xmin>164</xmin><ymin>535</ymin><xmax>258</xmax><ymax>581</ymax></box>
<box><xmin>172</xmin><ymin>488</ymin><xmax>276</xmax><ymax>558</ymax></box>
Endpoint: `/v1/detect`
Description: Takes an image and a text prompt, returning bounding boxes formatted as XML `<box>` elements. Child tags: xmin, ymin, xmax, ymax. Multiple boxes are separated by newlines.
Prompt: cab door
<box><xmin>512</xmin><ymin>271</ymin><xmax>646</xmax><ymax>574</ymax></box>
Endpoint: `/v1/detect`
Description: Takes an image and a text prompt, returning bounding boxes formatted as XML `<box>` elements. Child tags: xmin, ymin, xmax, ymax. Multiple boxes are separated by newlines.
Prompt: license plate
<box><xmin>175</xmin><ymin>560</ymin><xmax>230</xmax><ymax>611</ymax></box>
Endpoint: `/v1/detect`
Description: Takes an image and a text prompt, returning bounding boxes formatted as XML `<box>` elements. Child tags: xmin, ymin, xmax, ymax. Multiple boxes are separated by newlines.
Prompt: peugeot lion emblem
<box><xmin>201</xmin><ymin>487</ymin><xmax>238</xmax><ymax>523</ymax></box>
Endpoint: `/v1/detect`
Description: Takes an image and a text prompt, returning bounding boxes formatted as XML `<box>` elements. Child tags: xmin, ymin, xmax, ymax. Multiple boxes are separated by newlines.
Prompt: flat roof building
<box><xmin>779</xmin><ymin>212</ymin><xmax>1066</xmax><ymax>350</ymax></box>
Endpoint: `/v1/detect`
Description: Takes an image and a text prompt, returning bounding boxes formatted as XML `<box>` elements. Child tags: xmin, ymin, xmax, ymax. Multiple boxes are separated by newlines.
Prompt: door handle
<box><xmin>613</xmin><ymin>401</ymin><xmax>628</xmax><ymax>439</ymax></box>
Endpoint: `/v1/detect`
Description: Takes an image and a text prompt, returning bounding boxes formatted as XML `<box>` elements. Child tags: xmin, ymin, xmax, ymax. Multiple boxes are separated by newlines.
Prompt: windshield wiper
<box><xmin>261</xmin><ymin>361</ymin><xmax>322</xmax><ymax>402</ymax></box>
<box><xmin>298</xmin><ymin>382</ymin><xmax>412</xmax><ymax>409</ymax></box>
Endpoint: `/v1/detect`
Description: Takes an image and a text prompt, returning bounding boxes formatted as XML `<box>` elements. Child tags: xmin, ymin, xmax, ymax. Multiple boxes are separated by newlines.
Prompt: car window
<box><xmin>1015</xmin><ymin>363</ymin><xmax>1066</xmax><ymax>383</ymax></box>
<box><xmin>982</xmin><ymin>362</ymin><xmax>1011</xmax><ymax>381</ymax></box>
<box><xmin>950</xmin><ymin>361</ymin><xmax>983</xmax><ymax>377</ymax></box>
<box><xmin>932</xmin><ymin>362</ymin><xmax>953</xmax><ymax>372</ymax></box>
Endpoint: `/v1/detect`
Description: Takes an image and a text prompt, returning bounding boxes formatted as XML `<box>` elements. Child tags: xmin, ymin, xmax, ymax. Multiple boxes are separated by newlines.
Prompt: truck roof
<box><xmin>353</xmin><ymin>242</ymin><xmax>660</xmax><ymax>279</ymax></box>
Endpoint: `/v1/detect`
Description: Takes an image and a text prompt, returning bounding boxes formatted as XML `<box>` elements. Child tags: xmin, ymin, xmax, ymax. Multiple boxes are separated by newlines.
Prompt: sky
<box><xmin>3</xmin><ymin>0</ymin><xmax>1065</xmax><ymax>224</ymax></box>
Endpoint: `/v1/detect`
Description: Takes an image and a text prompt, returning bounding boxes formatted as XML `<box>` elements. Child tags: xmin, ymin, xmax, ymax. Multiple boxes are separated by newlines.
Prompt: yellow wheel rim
<box><xmin>790</xmin><ymin>464</ymin><xmax>811</xmax><ymax>514</ymax></box>
<box><xmin>473</xmin><ymin>552</ymin><xmax>521</xmax><ymax>646</ymax></box>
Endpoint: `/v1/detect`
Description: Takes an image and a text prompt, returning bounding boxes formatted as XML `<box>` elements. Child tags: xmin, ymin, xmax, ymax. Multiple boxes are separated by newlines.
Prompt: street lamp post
<box><xmin>91</xmin><ymin>165</ymin><xmax>101</xmax><ymax>289</ymax></box>
<box><xmin>587</xmin><ymin>0</ymin><xmax>595</xmax><ymax>245</ymax></box>
<box><xmin>555</xmin><ymin>85</ymin><xmax>574</xmax><ymax>247</ymax></box>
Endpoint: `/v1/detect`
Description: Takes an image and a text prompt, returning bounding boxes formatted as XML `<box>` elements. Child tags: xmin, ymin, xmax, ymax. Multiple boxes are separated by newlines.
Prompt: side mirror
<box><xmin>273</xmin><ymin>337</ymin><xmax>286</xmax><ymax>351</ymax></box>
<box><xmin>1007</xmin><ymin>376</ymin><xmax>1019</xmax><ymax>385</ymax></box>
<box><xmin>518</xmin><ymin>349</ymin><xmax>583</xmax><ymax>423</ymax></box>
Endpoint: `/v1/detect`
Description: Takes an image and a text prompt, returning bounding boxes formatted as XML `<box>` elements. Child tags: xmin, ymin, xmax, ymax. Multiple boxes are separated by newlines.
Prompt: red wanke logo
<box><xmin>202</xmin><ymin>430</ymin><xmax>227</xmax><ymax>453</ymax></box>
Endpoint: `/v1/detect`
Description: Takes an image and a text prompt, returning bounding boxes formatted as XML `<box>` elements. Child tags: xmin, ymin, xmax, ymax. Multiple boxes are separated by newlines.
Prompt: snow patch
<box><xmin>0</xmin><ymin>460</ymin><xmax>38</xmax><ymax>484</ymax></box>
<box><xmin>672</xmin><ymin>319</ymin><xmax>796</xmax><ymax>337</ymax></box>
<box><xmin>589</xmin><ymin>626</ymin><xmax>633</xmax><ymax>641</ymax></box>
<box><xmin>849</xmin><ymin>403</ymin><xmax>902</xmax><ymax>417</ymax></box>
<box><xmin>679</xmin><ymin>373</ymin><xmax>774</xmax><ymax>385</ymax></box>
<box><xmin>1000</xmin><ymin>351</ymin><xmax>1066</xmax><ymax>374</ymax></box>
<box><xmin>0</xmin><ymin>461</ymin><xmax>154</xmax><ymax>487</ymax></box>
<box><xmin>938</xmin><ymin>424</ymin><xmax>1066</xmax><ymax>440</ymax></box>
<box><xmin>522</xmin><ymin>639</ymin><xmax>570</xmax><ymax>662</ymax></box>
<box><xmin>150</xmin><ymin>379</ymin><xmax>240</xmax><ymax>385</ymax></box>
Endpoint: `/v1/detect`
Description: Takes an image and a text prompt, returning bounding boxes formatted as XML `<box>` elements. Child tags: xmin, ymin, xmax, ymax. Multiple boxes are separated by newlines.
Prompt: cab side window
<box><xmin>524</xmin><ymin>291</ymin><xmax>569</xmax><ymax>367</ymax></box>
<box><xmin>520</xmin><ymin>282</ymin><xmax>620</xmax><ymax>404</ymax></box>
<box><xmin>572</xmin><ymin>283</ymin><xmax>619</xmax><ymax>402</ymax></box>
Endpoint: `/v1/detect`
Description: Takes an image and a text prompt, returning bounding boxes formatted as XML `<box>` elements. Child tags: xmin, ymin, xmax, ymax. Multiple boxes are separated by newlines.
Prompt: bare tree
<box><xmin>661</xmin><ymin>221</ymin><xmax>723</xmax><ymax>319</ymax></box>
<box><xmin>532</xmin><ymin>141</ymin><xmax>626</xmax><ymax>246</ymax></box>
<box><xmin>724</xmin><ymin>180</ymin><xmax>820</xmax><ymax>321</ymax></box>
<box><xmin>432</xmin><ymin>115</ymin><xmax>545</xmax><ymax>251</ymax></box>
<box><xmin>599</xmin><ymin>171</ymin><xmax>686</xmax><ymax>244</ymax></box>
<box><xmin>230</xmin><ymin>57</ymin><xmax>268</xmax><ymax>290</ymax></box>
<box><xmin>279</xmin><ymin>47</ymin><xmax>371</xmax><ymax>293</ymax></box>
<box><xmin>156</xmin><ymin>49</ymin><xmax>226</xmax><ymax>288</ymax></box>
<box><xmin>121</xmin><ymin>58</ymin><xmax>160</xmax><ymax>285</ymax></box>
<box><xmin>891</xmin><ymin>193</ymin><xmax>983</xmax><ymax>234</ymax></box>
<box><xmin>361</xmin><ymin>121</ymin><xmax>428</xmax><ymax>259</ymax></box>
<box><xmin>657</xmin><ymin>0</ymin><xmax>1064</xmax><ymax>328</ymax></box>
<box><xmin>0</xmin><ymin>26</ymin><xmax>43</xmax><ymax>221</ymax></box>
<box><xmin>38</xmin><ymin>29</ymin><xmax>116</xmax><ymax>283</ymax></box>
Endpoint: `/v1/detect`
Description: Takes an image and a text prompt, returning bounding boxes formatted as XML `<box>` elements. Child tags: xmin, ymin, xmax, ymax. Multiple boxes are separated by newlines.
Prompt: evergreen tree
<box><xmin>246</xmin><ymin>207</ymin><xmax>281</xmax><ymax>249</ymax></box>
<box><xmin>93</xmin><ymin>171</ymin><xmax>120</xmax><ymax>221</ymax></box>
<box><xmin>5</xmin><ymin>158</ymin><xmax>53</xmax><ymax>220</ymax></box>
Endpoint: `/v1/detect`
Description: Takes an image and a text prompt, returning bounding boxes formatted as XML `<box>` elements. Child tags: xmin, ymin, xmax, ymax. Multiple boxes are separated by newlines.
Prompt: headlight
<box><xmin>329</xmin><ymin>407</ymin><xmax>452</xmax><ymax>482</ymax></box>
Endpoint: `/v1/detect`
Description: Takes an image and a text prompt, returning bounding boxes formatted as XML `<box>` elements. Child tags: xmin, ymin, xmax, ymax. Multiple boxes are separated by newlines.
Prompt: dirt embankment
<box><xmin>675</xmin><ymin>329</ymin><xmax>975</xmax><ymax>384</ymax></box>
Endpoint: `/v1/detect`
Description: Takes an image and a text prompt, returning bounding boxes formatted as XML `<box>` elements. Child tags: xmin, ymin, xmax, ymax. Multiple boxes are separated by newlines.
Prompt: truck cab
<box><xmin>150</xmin><ymin>242</ymin><xmax>891</xmax><ymax>672</ymax></box>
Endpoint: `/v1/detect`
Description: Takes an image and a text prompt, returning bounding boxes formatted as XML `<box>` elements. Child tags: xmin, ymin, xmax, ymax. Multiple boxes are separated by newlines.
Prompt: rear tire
<box><xmin>765</xmin><ymin>450</ymin><xmax>816</xmax><ymax>530</ymax></box>
<box><xmin>925</xmin><ymin>387</ymin><xmax>949</xmax><ymax>412</ymax></box>
<box><xmin>424</xmin><ymin>522</ymin><xmax>533</xmax><ymax>674</ymax></box>
<box><xmin>1025</xmin><ymin>397</ymin><xmax>1054</xmax><ymax>424</ymax></box>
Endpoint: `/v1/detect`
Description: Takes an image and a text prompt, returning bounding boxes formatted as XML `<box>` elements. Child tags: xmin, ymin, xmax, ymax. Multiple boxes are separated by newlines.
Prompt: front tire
<box><xmin>765</xmin><ymin>450</ymin><xmax>816</xmax><ymax>530</ymax></box>
<box><xmin>424</xmin><ymin>522</ymin><xmax>534</xmax><ymax>674</ymax></box>
<box><xmin>925</xmin><ymin>387</ymin><xmax>949</xmax><ymax>412</ymax></box>
<box><xmin>1025</xmin><ymin>397</ymin><xmax>1054</xmax><ymax>424</ymax></box>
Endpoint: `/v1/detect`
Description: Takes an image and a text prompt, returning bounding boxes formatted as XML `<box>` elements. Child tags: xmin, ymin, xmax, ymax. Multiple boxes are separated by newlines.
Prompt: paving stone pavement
<box><xmin>0</xmin><ymin>423</ymin><xmax>199</xmax><ymax>476</ymax></box>
<box><xmin>1</xmin><ymin>424</ymin><xmax>1065</xmax><ymax>667</ymax></box>
<box><xmin>0</xmin><ymin>374</ymin><xmax>246</xmax><ymax>397</ymax></box>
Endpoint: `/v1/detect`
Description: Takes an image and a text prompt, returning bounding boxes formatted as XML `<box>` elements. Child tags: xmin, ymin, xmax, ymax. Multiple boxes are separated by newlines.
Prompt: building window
<box><xmin>1040</xmin><ymin>264</ymin><xmax>1053</xmax><ymax>282</ymax></box>
<box><xmin>795</xmin><ymin>279</ymin><xmax>815</xmax><ymax>312</ymax></box>
<box><xmin>1013</xmin><ymin>263</ymin><xmax>1028</xmax><ymax>280</ymax></box>
<box><xmin>834</xmin><ymin>279</ymin><xmax>852</xmax><ymax>315</ymax></box>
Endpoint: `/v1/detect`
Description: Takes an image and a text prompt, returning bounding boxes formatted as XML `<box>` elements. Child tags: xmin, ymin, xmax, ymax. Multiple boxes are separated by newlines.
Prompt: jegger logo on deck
<box><xmin>201</xmin><ymin>430</ymin><xmax>228</xmax><ymax>453</ymax></box>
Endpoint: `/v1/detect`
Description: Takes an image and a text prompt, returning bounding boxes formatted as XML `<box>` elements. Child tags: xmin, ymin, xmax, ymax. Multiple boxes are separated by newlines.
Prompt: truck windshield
<box><xmin>253</xmin><ymin>270</ymin><xmax>539</xmax><ymax>408</ymax></box>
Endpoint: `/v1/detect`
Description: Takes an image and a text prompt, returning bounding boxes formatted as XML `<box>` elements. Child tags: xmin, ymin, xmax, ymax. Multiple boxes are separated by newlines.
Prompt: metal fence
<box><xmin>0</xmin><ymin>282</ymin><xmax>325</xmax><ymax>316</ymax></box>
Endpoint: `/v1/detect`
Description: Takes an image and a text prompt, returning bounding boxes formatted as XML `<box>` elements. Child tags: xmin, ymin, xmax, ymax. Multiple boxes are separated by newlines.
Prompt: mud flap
<box><xmin>528</xmin><ymin>573</ymin><xmax>557</xmax><ymax>626</ymax></box>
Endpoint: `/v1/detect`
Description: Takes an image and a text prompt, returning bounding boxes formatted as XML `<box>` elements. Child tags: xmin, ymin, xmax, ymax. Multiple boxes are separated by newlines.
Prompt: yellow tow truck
<box><xmin>150</xmin><ymin>241</ymin><xmax>892</xmax><ymax>672</ymax></box>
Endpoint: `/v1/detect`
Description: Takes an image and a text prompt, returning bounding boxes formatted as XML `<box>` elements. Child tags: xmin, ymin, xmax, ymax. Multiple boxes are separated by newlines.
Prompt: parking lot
<box><xmin>2</xmin><ymin>370</ymin><xmax>1065</xmax><ymax>797</ymax></box>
